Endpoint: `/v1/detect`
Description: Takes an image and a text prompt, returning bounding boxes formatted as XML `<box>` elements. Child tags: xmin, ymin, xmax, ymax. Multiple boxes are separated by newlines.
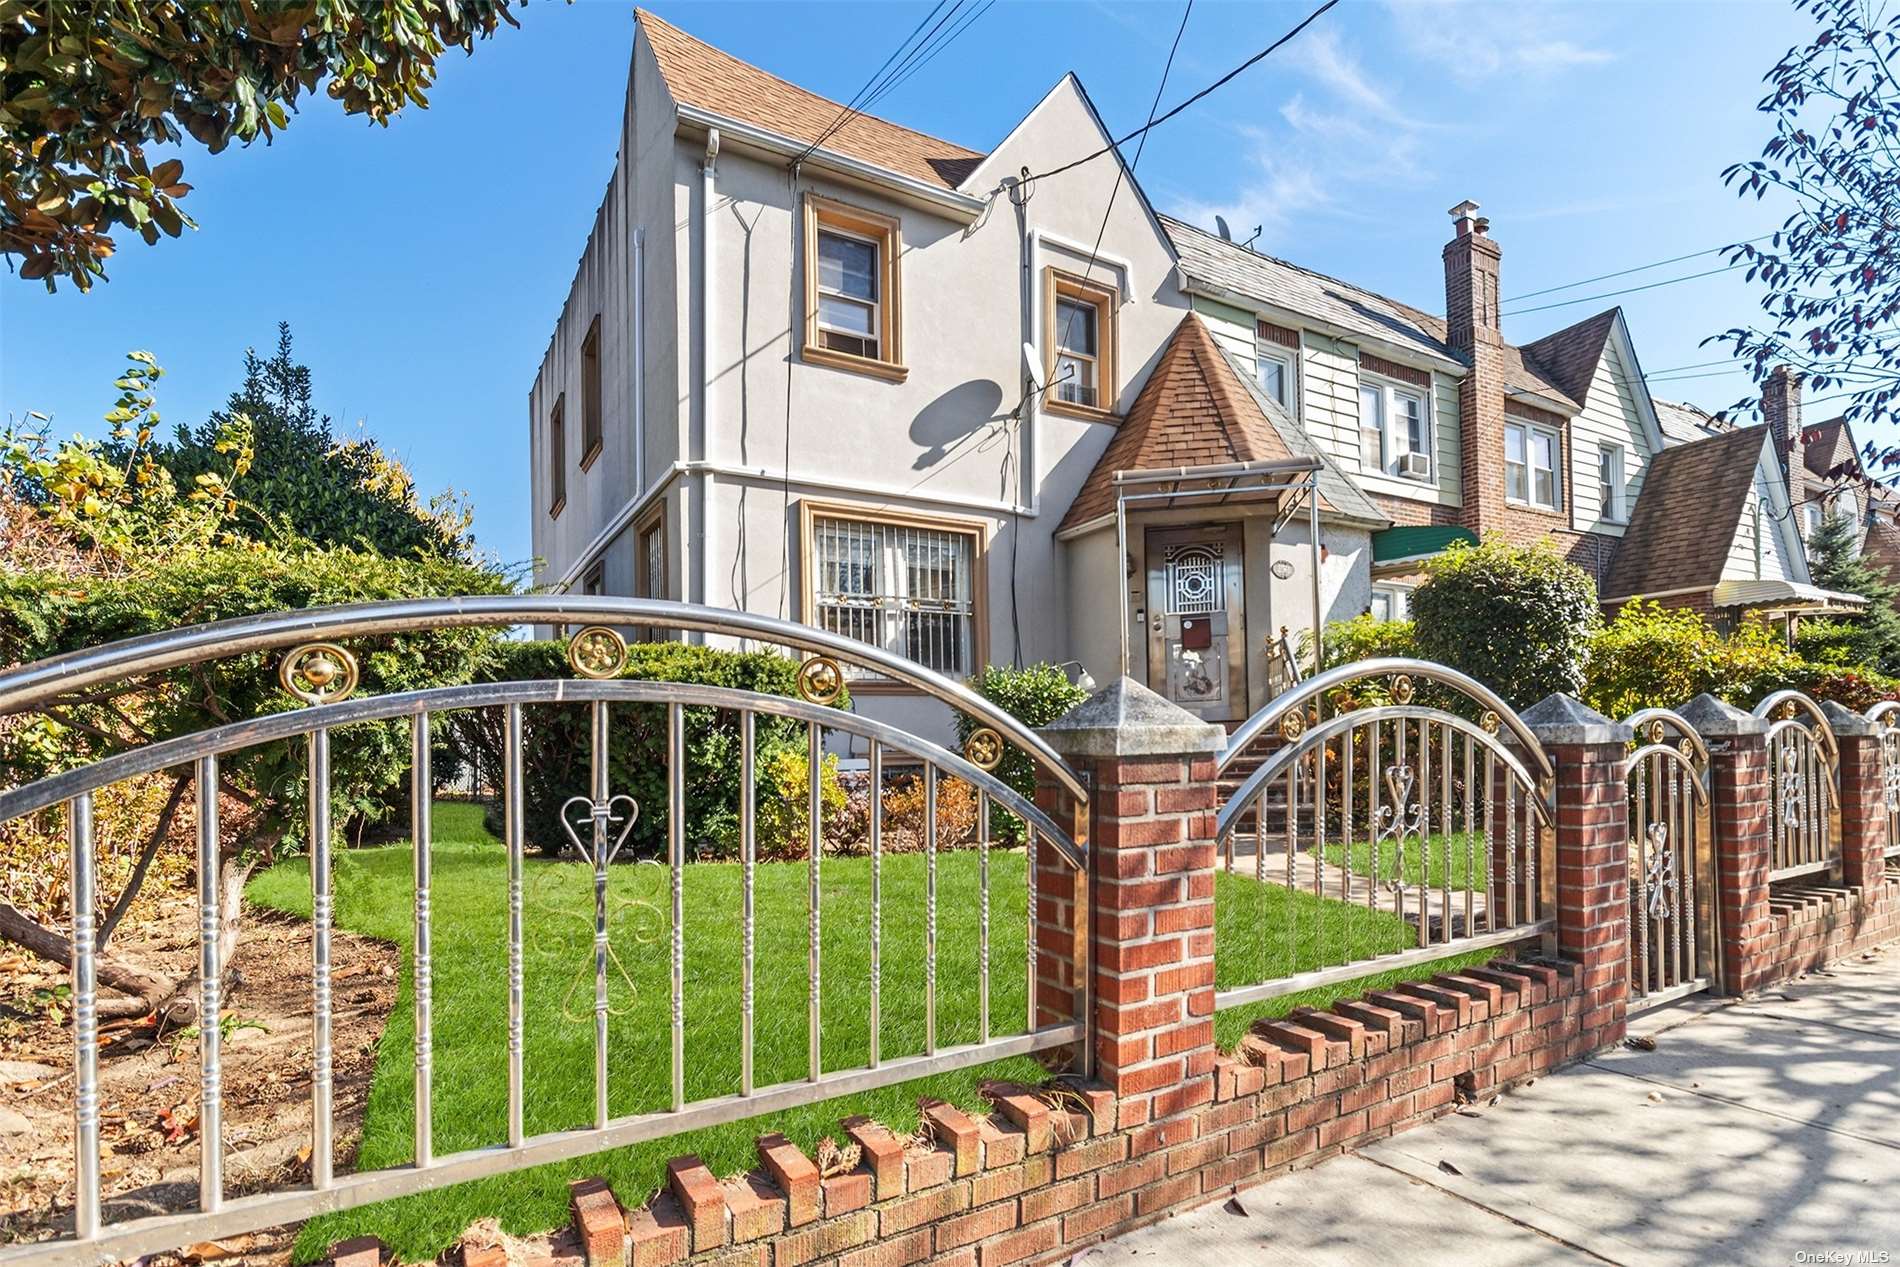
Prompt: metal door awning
<box><xmin>1114</xmin><ymin>457</ymin><xmax>1327</xmax><ymax>678</ymax></box>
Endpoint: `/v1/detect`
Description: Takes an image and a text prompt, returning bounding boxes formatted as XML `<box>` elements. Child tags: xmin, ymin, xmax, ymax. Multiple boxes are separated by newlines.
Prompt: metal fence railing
<box><xmin>1623</xmin><ymin>708</ymin><xmax>1716</xmax><ymax>1010</ymax></box>
<box><xmin>0</xmin><ymin>599</ymin><xmax>1090</xmax><ymax>1267</ymax></box>
<box><xmin>1866</xmin><ymin>701</ymin><xmax>1900</xmax><ymax>862</ymax></box>
<box><xmin>1751</xmin><ymin>691</ymin><xmax>1840</xmax><ymax>883</ymax></box>
<box><xmin>1210</xmin><ymin>658</ymin><xmax>1555</xmax><ymax>1010</ymax></box>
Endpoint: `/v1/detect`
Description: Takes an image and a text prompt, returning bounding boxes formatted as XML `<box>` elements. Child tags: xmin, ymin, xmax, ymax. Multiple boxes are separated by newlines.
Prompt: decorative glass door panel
<box><xmin>1145</xmin><ymin>525</ymin><xmax>1247</xmax><ymax>722</ymax></box>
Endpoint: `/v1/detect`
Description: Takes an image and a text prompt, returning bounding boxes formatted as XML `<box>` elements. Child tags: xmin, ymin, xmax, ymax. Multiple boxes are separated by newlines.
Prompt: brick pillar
<box><xmin>1680</xmin><ymin>693</ymin><xmax>1772</xmax><ymax>994</ymax></box>
<box><xmin>1521</xmin><ymin>695</ymin><xmax>1632</xmax><ymax>1054</ymax></box>
<box><xmin>1822</xmin><ymin>701</ymin><xmax>1888</xmax><ymax>890</ymax></box>
<box><xmin>1038</xmin><ymin>677</ymin><xmax>1225</xmax><ymax>1130</ymax></box>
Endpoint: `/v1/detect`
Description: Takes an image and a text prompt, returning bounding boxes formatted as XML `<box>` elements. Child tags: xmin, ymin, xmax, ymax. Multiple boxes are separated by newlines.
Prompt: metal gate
<box><xmin>1210</xmin><ymin>657</ymin><xmax>1555</xmax><ymax>1009</ymax></box>
<box><xmin>1752</xmin><ymin>690</ymin><xmax>1840</xmax><ymax>882</ymax></box>
<box><xmin>1866</xmin><ymin>700</ymin><xmax>1900</xmax><ymax>867</ymax></box>
<box><xmin>0</xmin><ymin>598</ymin><xmax>1090</xmax><ymax>1267</ymax></box>
<box><xmin>1623</xmin><ymin>708</ymin><xmax>1716</xmax><ymax>1010</ymax></box>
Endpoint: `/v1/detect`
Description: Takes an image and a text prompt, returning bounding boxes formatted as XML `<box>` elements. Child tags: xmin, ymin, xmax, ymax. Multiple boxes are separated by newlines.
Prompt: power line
<box><xmin>1641</xmin><ymin>355</ymin><xmax>1750</xmax><ymax>376</ymax></box>
<box><xmin>1499</xmin><ymin>263</ymin><xmax>1747</xmax><ymax>318</ymax></box>
<box><xmin>791</xmin><ymin>1</ymin><xmax>958</xmax><ymax>168</ymax></box>
<box><xmin>865</xmin><ymin>0</ymin><xmax>996</xmax><ymax>107</ymax></box>
<box><xmin>1501</xmin><ymin>233</ymin><xmax>1776</xmax><ymax>305</ymax></box>
<box><xmin>1644</xmin><ymin>367</ymin><xmax>1752</xmax><ymax>385</ymax></box>
<box><xmin>1016</xmin><ymin>0</ymin><xmax>1338</xmax><ymax>187</ymax></box>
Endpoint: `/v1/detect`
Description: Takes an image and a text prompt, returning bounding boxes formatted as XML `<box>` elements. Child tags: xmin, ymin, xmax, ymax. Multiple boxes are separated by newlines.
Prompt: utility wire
<box><xmin>791</xmin><ymin>0</ymin><xmax>957</xmax><ymax>168</ymax></box>
<box><xmin>866</xmin><ymin>0</ymin><xmax>996</xmax><ymax>107</ymax></box>
<box><xmin>1016</xmin><ymin>0</ymin><xmax>1338</xmax><ymax>187</ymax></box>
<box><xmin>1499</xmin><ymin>263</ymin><xmax>1746</xmax><ymax>318</ymax></box>
<box><xmin>1501</xmin><ymin>233</ymin><xmax>1776</xmax><ymax>305</ymax></box>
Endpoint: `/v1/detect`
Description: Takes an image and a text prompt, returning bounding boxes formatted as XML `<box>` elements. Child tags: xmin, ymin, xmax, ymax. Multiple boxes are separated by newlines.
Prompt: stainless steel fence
<box><xmin>1623</xmin><ymin>708</ymin><xmax>1716</xmax><ymax>1010</ymax></box>
<box><xmin>1211</xmin><ymin>658</ymin><xmax>1555</xmax><ymax>1010</ymax></box>
<box><xmin>0</xmin><ymin>598</ymin><xmax>1090</xmax><ymax>1267</ymax></box>
<box><xmin>1867</xmin><ymin>701</ymin><xmax>1900</xmax><ymax>861</ymax></box>
<box><xmin>1751</xmin><ymin>691</ymin><xmax>1840</xmax><ymax>882</ymax></box>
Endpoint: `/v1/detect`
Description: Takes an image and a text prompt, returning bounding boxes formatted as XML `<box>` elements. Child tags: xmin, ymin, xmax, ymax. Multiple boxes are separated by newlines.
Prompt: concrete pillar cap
<box><xmin>1678</xmin><ymin>693</ymin><xmax>1767</xmax><ymax>737</ymax></box>
<box><xmin>1039</xmin><ymin>676</ymin><xmax>1227</xmax><ymax>759</ymax></box>
<box><xmin>1520</xmin><ymin>693</ymin><xmax>1632</xmax><ymax>745</ymax></box>
<box><xmin>1820</xmin><ymin>699</ymin><xmax>1880</xmax><ymax>736</ymax></box>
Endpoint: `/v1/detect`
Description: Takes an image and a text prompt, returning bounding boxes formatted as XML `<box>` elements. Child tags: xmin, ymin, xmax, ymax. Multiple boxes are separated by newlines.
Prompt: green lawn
<box><xmin>248</xmin><ymin>802</ymin><xmax>1497</xmax><ymax>1262</ymax></box>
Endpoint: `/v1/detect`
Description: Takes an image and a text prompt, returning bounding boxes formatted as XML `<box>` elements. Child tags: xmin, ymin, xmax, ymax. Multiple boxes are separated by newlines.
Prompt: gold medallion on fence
<box><xmin>1278</xmin><ymin>709</ymin><xmax>1306</xmax><ymax>742</ymax></box>
<box><xmin>1648</xmin><ymin>719</ymin><xmax>1667</xmax><ymax>745</ymax></box>
<box><xmin>1390</xmin><ymin>674</ymin><xmax>1415</xmax><ymax>705</ymax></box>
<box><xmin>1480</xmin><ymin>710</ymin><xmax>1501</xmax><ymax>735</ymax></box>
<box><xmin>1780</xmin><ymin>700</ymin><xmax>1798</xmax><ymax>721</ymax></box>
<box><xmin>1679</xmin><ymin>737</ymin><xmax>1696</xmax><ymax>761</ymax></box>
<box><xmin>279</xmin><ymin>643</ymin><xmax>359</xmax><ymax>706</ymax></box>
<box><xmin>964</xmin><ymin>727</ymin><xmax>1004</xmax><ymax>771</ymax></box>
<box><xmin>796</xmin><ymin>656</ymin><xmax>844</xmax><ymax>705</ymax></box>
<box><xmin>567</xmin><ymin>626</ymin><xmax>628</xmax><ymax>679</ymax></box>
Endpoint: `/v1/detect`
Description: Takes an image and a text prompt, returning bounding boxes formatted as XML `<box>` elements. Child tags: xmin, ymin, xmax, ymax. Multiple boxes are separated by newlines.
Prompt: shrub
<box><xmin>445</xmin><ymin>639</ymin><xmax>846</xmax><ymax>860</ymax></box>
<box><xmin>1583</xmin><ymin>601</ymin><xmax>1801</xmax><ymax>718</ymax></box>
<box><xmin>1409</xmin><ymin>538</ymin><xmax>1600</xmax><ymax>710</ymax></box>
<box><xmin>750</xmin><ymin>742</ymin><xmax>848</xmax><ymax>861</ymax></box>
<box><xmin>953</xmin><ymin>664</ymin><xmax>1089</xmax><ymax>843</ymax></box>
<box><xmin>1316</xmin><ymin>613</ymin><xmax>1418</xmax><ymax>668</ymax></box>
<box><xmin>1792</xmin><ymin>617</ymin><xmax>1860</xmax><ymax>667</ymax></box>
<box><xmin>1739</xmin><ymin>662</ymin><xmax>1900</xmax><ymax>712</ymax></box>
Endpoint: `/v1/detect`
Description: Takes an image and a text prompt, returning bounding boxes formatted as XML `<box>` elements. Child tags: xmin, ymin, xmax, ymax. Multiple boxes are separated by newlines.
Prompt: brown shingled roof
<box><xmin>638</xmin><ymin>9</ymin><xmax>985</xmax><ymax>191</ymax></box>
<box><xmin>1519</xmin><ymin>309</ymin><xmax>1618</xmax><ymax>405</ymax></box>
<box><xmin>1059</xmin><ymin>312</ymin><xmax>1305</xmax><ymax>533</ymax></box>
<box><xmin>1600</xmin><ymin>425</ymin><xmax>1771</xmax><ymax>600</ymax></box>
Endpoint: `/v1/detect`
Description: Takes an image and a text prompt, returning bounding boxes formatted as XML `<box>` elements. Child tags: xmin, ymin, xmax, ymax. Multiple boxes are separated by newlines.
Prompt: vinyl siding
<box><xmin>1567</xmin><ymin>338</ymin><xmax>1650</xmax><ymax>536</ymax></box>
<box><xmin>1722</xmin><ymin>456</ymin><xmax>1800</xmax><ymax>583</ymax></box>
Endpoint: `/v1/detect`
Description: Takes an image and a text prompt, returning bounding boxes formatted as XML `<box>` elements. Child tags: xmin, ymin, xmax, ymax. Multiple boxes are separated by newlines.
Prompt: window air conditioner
<box><xmin>1394</xmin><ymin>451</ymin><xmax>1432</xmax><ymax>480</ymax></box>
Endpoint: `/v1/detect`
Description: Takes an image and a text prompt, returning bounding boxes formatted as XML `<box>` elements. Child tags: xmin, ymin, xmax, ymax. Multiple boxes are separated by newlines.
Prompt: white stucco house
<box><xmin>528</xmin><ymin>10</ymin><xmax>1857</xmax><ymax>742</ymax></box>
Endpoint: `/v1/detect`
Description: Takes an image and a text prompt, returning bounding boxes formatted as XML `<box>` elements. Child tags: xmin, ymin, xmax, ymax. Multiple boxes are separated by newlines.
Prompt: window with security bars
<box><xmin>811</xmin><ymin>514</ymin><xmax>977</xmax><ymax>678</ymax></box>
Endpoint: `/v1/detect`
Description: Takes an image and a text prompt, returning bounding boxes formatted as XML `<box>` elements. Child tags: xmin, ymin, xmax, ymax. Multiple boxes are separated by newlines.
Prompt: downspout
<box><xmin>695</xmin><ymin>127</ymin><xmax>720</xmax><ymax>638</ymax></box>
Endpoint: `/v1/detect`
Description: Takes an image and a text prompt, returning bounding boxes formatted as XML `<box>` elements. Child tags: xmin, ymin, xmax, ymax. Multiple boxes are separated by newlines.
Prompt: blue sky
<box><xmin>0</xmin><ymin>0</ymin><xmax>1845</xmax><ymax>569</ymax></box>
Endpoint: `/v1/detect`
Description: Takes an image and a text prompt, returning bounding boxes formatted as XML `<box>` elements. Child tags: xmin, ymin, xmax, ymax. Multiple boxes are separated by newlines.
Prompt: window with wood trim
<box><xmin>1044</xmin><ymin>269</ymin><xmax>1118</xmax><ymax>418</ymax></box>
<box><xmin>1597</xmin><ymin>443</ymin><xmax>1626</xmax><ymax>523</ymax></box>
<box><xmin>548</xmin><ymin>393</ymin><xmax>567</xmax><ymax>518</ymax></box>
<box><xmin>636</xmin><ymin>510</ymin><xmax>667</xmax><ymax>641</ymax></box>
<box><xmin>580</xmin><ymin>316</ymin><xmax>603</xmax><ymax>469</ymax></box>
<box><xmin>581</xmin><ymin>560</ymin><xmax>605</xmax><ymax>597</ymax></box>
<box><xmin>802</xmin><ymin>194</ymin><xmax>904</xmax><ymax>379</ymax></box>
<box><xmin>806</xmin><ymin>505</ymin><xmax>983</xmax><ymax>679</ymax></box>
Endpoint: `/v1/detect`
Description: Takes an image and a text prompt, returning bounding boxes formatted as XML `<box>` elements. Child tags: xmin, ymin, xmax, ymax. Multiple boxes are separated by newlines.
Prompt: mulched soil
<box><xmin>1</xmin><ymin>890</ymin><xmax>398</xmax><ymax>1264</ymax></box>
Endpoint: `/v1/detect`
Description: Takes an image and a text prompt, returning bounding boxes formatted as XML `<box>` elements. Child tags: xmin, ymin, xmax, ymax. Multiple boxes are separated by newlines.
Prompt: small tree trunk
<box><xmin>0</xmin><ymin>900</ymin><xmax>175</xmax><ymax>1020</ymax></box>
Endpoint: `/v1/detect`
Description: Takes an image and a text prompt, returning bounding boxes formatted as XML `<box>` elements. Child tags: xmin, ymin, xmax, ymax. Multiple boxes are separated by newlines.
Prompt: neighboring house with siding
<box><xmin>528</xmin><ymin>9</ymin><xmax>1864</xmax><ymax>739</ymax></box>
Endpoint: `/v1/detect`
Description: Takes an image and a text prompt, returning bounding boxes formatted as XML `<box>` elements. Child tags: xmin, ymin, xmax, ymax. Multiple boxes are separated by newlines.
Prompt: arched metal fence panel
<box><xmin>1211</xmin><ymin>661</ymin><xmax>1554</xmax><ymax>1011</ymax></box>
<box><xmin>0</xmin><ymin>603</ymin><xmax>1090</xmax><ymax>1267</ymax></box>
<box><xmin>1622</xmin><ymin>708</ymin><xmax>1716</xmax><ymax>1010</ymax></box>
<box><xmin>1866</xmin><ymin>701</ymin><xmax>1900</xmax><ymax>864</ymax></box>
<box><xmin>1751</xmin><ymin>691</ymin><xmax>1840</xmax><ymax>882</ymax></box>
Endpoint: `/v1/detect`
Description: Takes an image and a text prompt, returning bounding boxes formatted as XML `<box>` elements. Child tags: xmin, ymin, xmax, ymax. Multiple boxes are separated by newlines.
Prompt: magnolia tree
<box><xmin>1719</xmin><ymin>0</ymin><xmax>1900</xmax><ymax>494</ymax></box>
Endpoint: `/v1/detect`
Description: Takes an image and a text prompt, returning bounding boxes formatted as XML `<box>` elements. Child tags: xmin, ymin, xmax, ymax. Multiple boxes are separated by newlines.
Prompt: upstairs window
<box><xmin>1358</xmin><ymin>375</ymin><xmax>1431</xmax><ymax>481</ymax></box>
<box><xmin>548</xmin><ymin>393</ymin><xmax>567</xmax><ymax>518</ymax></box>
<box><xmin>1256</xmin><ymin>350</ymin><xmax>1292</xmax><ymax>406</ymax></box>
<box><xmin>807</xmin><ymin>506</ymin><xmax>983</xmax><ymax>679</ymax></box>
<box><xmin>577</xmin><ymin>317</ymin><xmax>600</xmax><ymax>471</ymax></box>
<box><xmin>1597</xmin><ymin>443</ymin><xmax>1626</xmax><ymax>523</ymax></box>
<box><xmin>1506</xmin><ymin>418</ymin><xmax>1562</xmax><ymax>510</ymax></box>
<box><xmin>803</xmin><ymin>195</ymin><xmax>904</xmax><ymax>380</ymax></box>
<box><xmin>1044</xmin><ymin>269</ymin><xmax>1119</xmax><ymax>419</ymax></box>
<box><xmin>580</xmin><ymin>316</ymin><xmax>603</xmax><ymax>469</ymax></box>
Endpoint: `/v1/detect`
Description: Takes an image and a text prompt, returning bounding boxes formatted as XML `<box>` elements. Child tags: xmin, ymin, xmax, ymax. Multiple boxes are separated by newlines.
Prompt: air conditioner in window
<box><xmin>1394</xmin><ymin>451</ymin><xmax>1432</xmax><ymax>480</ymax></box>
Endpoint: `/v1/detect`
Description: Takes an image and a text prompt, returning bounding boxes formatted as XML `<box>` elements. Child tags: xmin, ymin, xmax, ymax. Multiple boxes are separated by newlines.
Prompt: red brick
<box><xmin>906</xmin><ymin>1146</ymin><xmax>954</xmax><ymax>1191</ymax></box>
<box><xmin>844</xmin><ymin>1118</ymin><xmax>907</xmax><ymax>1200</ymax></box>
<box><xmin>570</xmin><ymin>1179</ymin><xmax>626</xmax><ymax>1267</ymax></box>
<box><xmin>978</xmin><ymin>1118</ymin><xmax>1026</xmax><ymax>1169</ymax></box>
<box><xmin>1054</xmin><ymin>1134</ymin><xmax>1127</xmax><ymax>1179</ymax></box>
<box><xmin>1064</xmin><ymin>1194</ymin><xmax>1135</xmax><ymax>1242</ymax></box>
<box><xmin>1135</xmin><ymin>1173</ymin><xmax>1199</xmax><ymax>1217</ymax></box>
<box><xmin>1097</xmin><ymin>1152</ymin><xmax>1166</xmax><ymax>1197</ymax></box>
<box><xmin>1021</xmin><ymin>1175</ymin><xmax>1093</xmax><ymax>1223</ymax></box>
<box><xmin>725</xmin><ymin>1175</ymin><xmax>786</xmax><ymax>1244</ymax></box>
<box><xmin>757</xmin><ymin>1134</ymin><xmax>822</xmax><ymax>1227</ymax></box>
<box><xmin>983</xmin><ymin>1088</ymin><xmax>1053</xmax><ymax>1153</ymax></box>
<box><xmin>878</xmin><ymin>1179</ymin><xmax>969</xmax><ymax>1236</ymax></box>
<box><xmin>773</xmin><ymin>1211</ymin><xmax>877</xmax><ymax>1267</ymax></box>
<box><xmin>970</xmin><ymin>1162</ymin><xmax>1029</xmax><ymax>1207</ymax></box>
<box><xmin>839</xmin><ymin>1227</ymin><xmax>931</xmax><ymax>1267</ymax></box>
<box><xmin>936</xmin><ymin>1200</ymin><xmax>1020</xmax><ymax>1250</ymax></box>
<box><xmin>627</xmin><ymin>1197</ymin><xmax>689</xmax><ymax>1267</ymax></box>
<box><xmin>464</xmin><ymin>1247</ymin><xmax>507</xmax><ymax>1267</ymax></box>
<box><xmin>978</xmin><ymin>1220</ymin><xmax>1062</xmax><ymax>1267</ymax></box>
<box><xmin>822</xmin><ymin>1172</ymin><xmax>872</xmax><ymax>1218</ymax></box>
<box><xmin>665</xmin><ymin>1156</ymin><xmax>727</xmax><ymax>1252</ymax></box>
<box><xmin>331</xmin><ymin>1236</ymin><xmax>382</xmax><ymax>1267</ymax></box>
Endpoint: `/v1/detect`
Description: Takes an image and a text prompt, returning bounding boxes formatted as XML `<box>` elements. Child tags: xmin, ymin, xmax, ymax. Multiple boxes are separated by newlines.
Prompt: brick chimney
<box><xmin>1761</xmin><ymin>364</ymin><xmax>1803</xmax><ymax>506</ymax></box>
<box><xmin>1445</xmin><ymin>200</ymin><xmax>1505</xmax><ymax>536</ymax></box>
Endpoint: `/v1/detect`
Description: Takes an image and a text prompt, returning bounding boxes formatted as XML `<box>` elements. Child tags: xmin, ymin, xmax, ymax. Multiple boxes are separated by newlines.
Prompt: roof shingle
<box><xmin>1600</xmin><ymin>425</ymin><xmax>1771</xmax><ymax>600</ymax></box>
<box><xmin>638</xmin><ymin>9</ymin><xmax>984</xmax><ymax>191</ymax></box>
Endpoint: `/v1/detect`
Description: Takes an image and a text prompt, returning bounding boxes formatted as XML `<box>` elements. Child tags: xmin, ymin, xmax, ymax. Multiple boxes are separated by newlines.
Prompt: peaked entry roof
<box><xmin>638</xmin><ymin>9</ymin><xmax>985</xmax><ymax>191</ymax></box>
<box><xmin>1060</xmin><ymin>312</ymin><xmax>1368</xmax><ymax>533</ymax></box>
<box><xmin>1600</xmin><ymin>425</ymin><xmax>1772</xmax><ymax>600</ymax></box>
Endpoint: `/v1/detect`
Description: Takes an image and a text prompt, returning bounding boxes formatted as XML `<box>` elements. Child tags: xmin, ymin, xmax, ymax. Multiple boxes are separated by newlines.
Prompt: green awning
<box><xmin>1370</xmin><ymin>525</ymin><xmax>1477</xmax><ymax>566</ymax></box>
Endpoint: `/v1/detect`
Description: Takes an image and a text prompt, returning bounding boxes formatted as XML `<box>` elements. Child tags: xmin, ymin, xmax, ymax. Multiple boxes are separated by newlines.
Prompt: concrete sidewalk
<box><xmin>1079</xmin><ymin>949</ymin><xmax>1900</xmax><ymax>1267</ymax></box>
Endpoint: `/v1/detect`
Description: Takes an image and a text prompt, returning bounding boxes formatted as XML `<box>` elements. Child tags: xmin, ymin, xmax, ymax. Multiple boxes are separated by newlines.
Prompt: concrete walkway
<box><xmin>1080</xmin><ymin>948</ymin><xmax>1900</xmax><ymax>1267</ymax></box>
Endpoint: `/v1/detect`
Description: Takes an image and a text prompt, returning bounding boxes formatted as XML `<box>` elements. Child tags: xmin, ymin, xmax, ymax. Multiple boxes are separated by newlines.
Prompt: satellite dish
<box><xmin>1022</xmin><ymin>342</ymin><xmax>1045</xmax><ymax>391</ymax></box>
<box><xmin>1215</xmin><ymin>214</ymin><xmax>1233</xmax><ymax>241</ymax></box>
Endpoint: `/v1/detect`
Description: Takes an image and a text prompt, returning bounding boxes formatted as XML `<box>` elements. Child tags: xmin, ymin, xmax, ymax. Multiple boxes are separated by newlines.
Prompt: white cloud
<box><xmin>1384</xmin><ymin>0</ymin><xmax>1613</xmax><ymax>81</ymax></box>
